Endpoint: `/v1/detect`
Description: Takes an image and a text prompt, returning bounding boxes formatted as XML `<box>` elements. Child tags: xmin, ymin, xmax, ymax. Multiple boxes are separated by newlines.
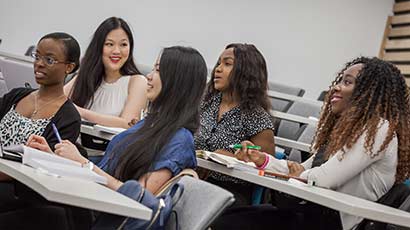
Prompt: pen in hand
<box><xmin>229</xmin><ymin>144</ymin><xmax>261</xmax><ymax>150</ymax></box>
<box><xmin>51</xmin><ymin>123</ymin><xmax>62</xmax><ymax>143</ymax></box>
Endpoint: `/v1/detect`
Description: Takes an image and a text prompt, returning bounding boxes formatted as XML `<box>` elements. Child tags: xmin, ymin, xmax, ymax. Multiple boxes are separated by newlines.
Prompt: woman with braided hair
<box><xmin>214</xmin><ymin>57</ymin><xmax>410</xmax><ymax>230</ymax></box>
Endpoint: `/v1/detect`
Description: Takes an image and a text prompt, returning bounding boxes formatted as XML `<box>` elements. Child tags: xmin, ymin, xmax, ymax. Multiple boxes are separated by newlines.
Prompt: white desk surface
<box><xmin>0</xmin><ymin>159</ymin><xmax>152</xmax><ymax>220</ymax></box>
<box><xmin>197</xmin><ymin>158</ymin><xmax>410</xmax><ymax>228</ymax></box>
<box><xmin>81</xmin><ymin>124</ymin><xmax>115</xmax><ymax>141</ymax></box>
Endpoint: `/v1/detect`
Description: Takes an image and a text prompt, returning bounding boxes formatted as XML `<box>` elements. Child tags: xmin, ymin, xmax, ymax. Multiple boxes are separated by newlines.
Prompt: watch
<box><xmin>82</xmin><ymin>160</ymin><xmax>94</xmax><ymax>171</ymax></box>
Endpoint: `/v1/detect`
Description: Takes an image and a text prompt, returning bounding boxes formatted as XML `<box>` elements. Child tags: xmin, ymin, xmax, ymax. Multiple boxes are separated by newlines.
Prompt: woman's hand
<box><xmin>235</xmin><ymin>140</ymin><xmax>266</xmax><ymax>167</ymax></box>
<box><xmin>55</xmin><ymin>140</ymin><xmax>87</xmax><ymax>164</ymax></box>
<box><xmin>287</xmin><ymin>161</ymin><xmax>305</xmax><ymax>177</ymax></box>
<box><xmin>26</xmin><ymin>134</ymin><xmax>53</xmax><ymax>153</ymax></box>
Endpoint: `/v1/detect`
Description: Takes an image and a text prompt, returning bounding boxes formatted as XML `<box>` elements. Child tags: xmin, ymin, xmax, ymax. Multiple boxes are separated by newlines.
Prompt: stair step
<box><xmin>385</xmin><ymin>39</ymin><xmax>410</xmax><ymax>50</ymax></box>
<box><xmin>392</xmin><ymin>15</ymin><xmax>410</xmax><ymax>25</ymax></box>
<box><xmin>389</xmin><ymin>26</ymin><xmax>410</xmax><ymax>38</ymax></box>
<box><xmin>396</xmin><ymin>64</ymin><xmax>410</xmax><ymax>75</ymax></box>
<box><xmin>383</xmin><ymin>52</ymin><xmax>410</xmax><ymax>62</ymax></box>
<box><xmin>394</xmin><ymin>2</ymin><xmax>410</xmax><ymax>14</ymax></box>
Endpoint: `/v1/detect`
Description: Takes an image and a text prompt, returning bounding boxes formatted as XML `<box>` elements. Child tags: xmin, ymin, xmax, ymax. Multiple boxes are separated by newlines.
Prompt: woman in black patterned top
<box><xmin>195</xmin><ymin>43</ymin><xmax>275</xmax><ymax>205</ymax></box>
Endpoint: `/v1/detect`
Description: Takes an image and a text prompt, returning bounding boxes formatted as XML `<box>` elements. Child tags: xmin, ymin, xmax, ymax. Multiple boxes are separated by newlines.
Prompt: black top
<box><xmin>0</xmin><ymin>88</ymin><xmax>81</xmax><ymax>151</ymax></box>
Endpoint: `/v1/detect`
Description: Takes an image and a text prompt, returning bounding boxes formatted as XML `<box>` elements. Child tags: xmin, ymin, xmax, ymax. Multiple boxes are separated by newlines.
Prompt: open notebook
<box><xmin>196</xmin><ymin>150</ymin><xmax>308</xmax><ymax>183</ymax></box>
<box><xmin>196</xmin><ymin>150</ymin><xmax>259</xmax><ymax>173</ymax></box>
<box><xmin>1</xmin><ymin>144</ymin><xmax>107</xmax><ymax>184</ymax></box>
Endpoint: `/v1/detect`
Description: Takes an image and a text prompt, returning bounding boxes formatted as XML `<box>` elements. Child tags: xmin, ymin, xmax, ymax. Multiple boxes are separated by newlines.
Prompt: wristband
<box><xmin>257</xmin><ymin>153</ymin><xmax>269</xmax><ymax>170</ymax></box>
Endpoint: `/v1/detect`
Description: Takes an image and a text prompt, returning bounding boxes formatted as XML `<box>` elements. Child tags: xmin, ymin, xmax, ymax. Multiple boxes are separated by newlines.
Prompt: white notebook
<box><xmin>6</xmin><ymin>145</ymin><xmax>107</xmax><ymax>184</ymax></box>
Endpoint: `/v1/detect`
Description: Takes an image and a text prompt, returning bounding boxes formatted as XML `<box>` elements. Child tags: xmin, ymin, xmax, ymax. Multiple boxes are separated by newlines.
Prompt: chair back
<box><xmin>288</xmin><ymin>124</ymin><xmax>316</xmax><ymax>163</ymax></box>
<box><xmin>268</xmin><ymin>81</ymin><xmax>305</xmax><ymax>113</ymax></box>
<box><xmin>165</xmin><ymin>176</ymin><xmax>235</xmax><ymax>230</ymax></box>
<box><xmin>276</xmin><ymin>101</ymin><xmax>320</xmax><ymax>140</ymax></box>
<box><xmin>356</xmin><ymin>183</ymin><xmax>410</xmax><ymax>230</ymax></box>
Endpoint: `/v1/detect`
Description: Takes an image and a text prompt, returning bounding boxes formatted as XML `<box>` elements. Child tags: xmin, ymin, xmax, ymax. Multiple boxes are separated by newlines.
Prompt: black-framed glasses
<box><xmin>30</xmin><ymin>52</ymin><xmax>71</xmax><ymax>66</ymax></box>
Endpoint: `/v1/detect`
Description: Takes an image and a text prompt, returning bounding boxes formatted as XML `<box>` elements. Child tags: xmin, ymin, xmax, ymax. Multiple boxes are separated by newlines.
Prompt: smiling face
<box><xmin>33</xmin><ymin>38</ymin><xmax>73</xmax><ymax>86</ymax></box>
<box><xmin>101</xmin><ymin>28</ymin><xmax>130</xmax><ymax>75</ymax></box>
<box><xmin>146</xmin><ymin>57</ymin><xmax>162</xmax><ymax>102</ymax></box>
<box><xmin>213</xmin><ymin>48</ymin><xmax>234</xmax><ymax>92</ymax></box>
<box><xmin>330</xmin><ymin>63</ymin><xmax>363</xmax><ymax>115</ymax></box>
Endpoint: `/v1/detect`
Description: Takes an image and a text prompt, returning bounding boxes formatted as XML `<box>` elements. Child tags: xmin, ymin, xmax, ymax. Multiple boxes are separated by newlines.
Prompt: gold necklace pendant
<box><xmin>31</xmin><ymin>91</ymin><xmax>66</xmax><ymax>118</ymax></box>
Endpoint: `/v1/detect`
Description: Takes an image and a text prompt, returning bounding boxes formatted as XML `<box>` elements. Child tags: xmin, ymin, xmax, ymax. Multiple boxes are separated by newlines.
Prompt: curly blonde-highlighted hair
<box><xmin>312</xmin><ymin>57</ymin><xmax>410</xmax><ymax>183</ymax></box>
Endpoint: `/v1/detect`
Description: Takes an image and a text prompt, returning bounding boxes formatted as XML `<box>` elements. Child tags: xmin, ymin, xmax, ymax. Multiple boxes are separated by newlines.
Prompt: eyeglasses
<box><xmin>31</xmin><ymin>52</ymin><xmax>71</xmax><ymax>66</ymax></box>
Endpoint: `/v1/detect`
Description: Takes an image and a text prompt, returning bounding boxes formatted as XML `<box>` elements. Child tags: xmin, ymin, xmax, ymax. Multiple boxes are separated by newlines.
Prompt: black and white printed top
<box><xmin>195</xmin><ymin>92</ymin><xmax>274</xmax><ymax>152</ymax></box>
<box><xmin>0</xmin><ymin>88</ymin><xmax>81</xmax><ymax>151</ymax></box>
<box><xmin>195</xmin><ymin>92</ymin><xmax>274</xmax><ymax>183</ymax></box>
<box><xmin>0</xmin><ymin>106</ymin><xmax>51</xmax><ymax>147</ymax></box>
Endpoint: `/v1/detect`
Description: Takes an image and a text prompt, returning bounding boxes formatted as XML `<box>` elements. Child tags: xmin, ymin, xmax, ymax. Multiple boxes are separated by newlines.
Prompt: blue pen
<box><xmin>51</xmin><ymin>123</ymin><xmax>62</xmax><ymax>143</ymax></box>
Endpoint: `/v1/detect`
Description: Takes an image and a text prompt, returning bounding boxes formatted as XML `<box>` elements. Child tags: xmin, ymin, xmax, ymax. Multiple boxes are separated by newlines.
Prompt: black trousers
<box><xmin>212</xmin><ymin>202</ymin><xmax>343</xmax><ymax>230</ymax></box>
<box><xmin>0</xmin><ymin>182</ymin><xmax>92</xmax><ymax>230</ymax></box>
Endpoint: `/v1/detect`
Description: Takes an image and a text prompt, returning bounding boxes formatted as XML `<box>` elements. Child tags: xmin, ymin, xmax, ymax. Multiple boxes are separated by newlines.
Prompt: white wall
<box><xmin>0</xmin><ymin>0</ymin><xmax>393</xmax><ymax>98</ymax></box>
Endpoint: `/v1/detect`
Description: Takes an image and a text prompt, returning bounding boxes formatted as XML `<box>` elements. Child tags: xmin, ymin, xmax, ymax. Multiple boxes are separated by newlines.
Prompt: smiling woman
<box><xmin>64</xmin><ymin>17</ymin><xmax>147</xmax><ymax>129</ymax></box>
<box><xmin>330</xmin><ymin>63</ymin><xmax>363</xmax><ymax>114</ymax></box>
<box><xmin>217</xmin><ymin>57</ymin><xmax>410</xmax><ymax>230</ymax></box>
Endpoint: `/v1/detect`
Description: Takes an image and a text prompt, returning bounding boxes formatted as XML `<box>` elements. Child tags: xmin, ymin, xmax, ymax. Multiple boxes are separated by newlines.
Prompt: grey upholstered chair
<box><xmin>276</xmin><ymin>100</ymin><xmax>321</xmax><ymax>141</ymax></box>
<box><xmin>165</xmin><ymin>176</ymin><xmax>235</xmax><ymax>230</ymax></box>
<box><xmin>268</xmin><ymin>81</ymin><xmax>305</xmax><ymax>112</ymax></box>
<box><xmin>288</xmin><ymin>124</ymin><xmax>317</xmax><ymax>163</ymax></box>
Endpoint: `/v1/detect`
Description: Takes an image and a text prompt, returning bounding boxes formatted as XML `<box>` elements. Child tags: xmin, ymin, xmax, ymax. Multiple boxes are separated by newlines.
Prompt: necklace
<box><xmin>31</xmin><ymin>92</ymin><xmax>66</xmax><ymax>117</ymax></box>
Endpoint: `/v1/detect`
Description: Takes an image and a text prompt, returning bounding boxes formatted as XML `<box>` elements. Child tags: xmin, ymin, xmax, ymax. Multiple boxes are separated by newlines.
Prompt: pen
<box><xmin>51</xmin><ymin>123</ymin><xmax>62</xmax><ymax>143</ymax></box>
<box><xmin>229</xmin><ymin>144</ymin><xmax>261</xmax><ymax>150</ymax></box>
<box><xmin>259</xmin><ymin>170</ymin><xmax>308</xmax><ymax>184</ymax></box>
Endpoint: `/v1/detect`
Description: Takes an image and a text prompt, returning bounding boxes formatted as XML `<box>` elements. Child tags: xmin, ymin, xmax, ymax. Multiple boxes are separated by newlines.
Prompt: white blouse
<box><xmin>87</xmin><ymin>76</ymin><xmax>131</xmax><ymax>117</ymax></box>
<box><xmin>264</xmin><ymin>120</ymin><xmax>397</xmax><ymax>230</ymax></box>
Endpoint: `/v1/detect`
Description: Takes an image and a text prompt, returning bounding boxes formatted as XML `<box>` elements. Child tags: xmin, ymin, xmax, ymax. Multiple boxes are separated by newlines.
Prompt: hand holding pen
<box><xmin>233</xmin><ymin>140</ymin><xmax>266</xmax><ymax>166</ymax></box>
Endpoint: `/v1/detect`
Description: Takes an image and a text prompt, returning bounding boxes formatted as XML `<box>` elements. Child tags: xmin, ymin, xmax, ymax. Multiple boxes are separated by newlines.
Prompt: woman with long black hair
<box><xmin>64</xmin><ymin>17</ymin><xmax>147</xmax><ymax>129</ymax></box>
<box><xmin>29</xmin><ymin>45</ymin><xmax>208</xmax><ymax>193</ymax></box>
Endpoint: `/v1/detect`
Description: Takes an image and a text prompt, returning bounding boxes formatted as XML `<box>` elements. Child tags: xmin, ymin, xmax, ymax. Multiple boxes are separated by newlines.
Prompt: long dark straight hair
<box><xmin>69</xmin><ymin>17</ymin><xmax>140</xmax><ymax>107</ymax></box>
<box><xmin>114</xmin><ymin>46</ymin><xmax>207</xmax><ymax>181</ymax></box>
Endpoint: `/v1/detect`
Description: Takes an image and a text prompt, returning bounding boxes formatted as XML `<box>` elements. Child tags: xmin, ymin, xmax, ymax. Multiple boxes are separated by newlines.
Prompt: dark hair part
<box><xmin>312</xmin><ymin>57</ymin><xmax>410</xmax><ymax>183</ymax></box>
<box><xmin>70</xmin><ymin>17</ymin><xmax>140</xmax><ymax>107</ymax></box>
<box><xmin>114</xmin><ymin>46</ymin><xmax>207</xmax><ymax>181</ymax></box>
<box><xmin>39</xmin><ymin>32</ymin><xmax>80</xmax><ymax>74</ymax></box>
<box><xmin>204</xmin><ymin>43</ymin><xmax>270</xmax><ymax>112</ymax></box>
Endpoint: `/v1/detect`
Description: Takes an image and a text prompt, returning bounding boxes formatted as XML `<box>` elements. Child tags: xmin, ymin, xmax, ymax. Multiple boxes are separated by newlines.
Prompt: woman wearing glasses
<box><xmin>0</xmin><ymin>32</ymin><xmax>82</xmax><ymax>223</ymax></box>
<box><xmin>0</xmin><ymin>32</ymin><xmax>81</xmax><ymax>152</ymax></box>
<box><xmin>64</xmin><ymin>17</ymin><xmax>147</xmax><ymax>129</ymax></box>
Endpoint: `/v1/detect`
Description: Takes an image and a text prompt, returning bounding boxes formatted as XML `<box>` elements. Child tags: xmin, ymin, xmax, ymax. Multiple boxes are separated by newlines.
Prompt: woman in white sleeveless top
<box><xmin>64</xmin><ymin>17</ymin><xmax>147</xmax><ymax>128</ymax></box>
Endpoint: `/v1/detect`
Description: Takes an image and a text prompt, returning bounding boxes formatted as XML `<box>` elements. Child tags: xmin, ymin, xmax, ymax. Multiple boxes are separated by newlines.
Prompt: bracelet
<box><xmin>257</xmin><ymin>152</ymin><xmax>269</xmax><ymax>170</ymax></box>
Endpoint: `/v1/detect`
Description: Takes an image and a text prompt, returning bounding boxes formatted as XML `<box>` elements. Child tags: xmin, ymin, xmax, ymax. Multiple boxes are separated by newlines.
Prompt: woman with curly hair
<box><xmin>195</xmin><ymin>43</ymin><xmax>275</xmax><ymax>205</ymax></box>
<box><xmin>216</xmin><ymin>57</ymin><xmax>410</xmax><ymax>229</ymax></box>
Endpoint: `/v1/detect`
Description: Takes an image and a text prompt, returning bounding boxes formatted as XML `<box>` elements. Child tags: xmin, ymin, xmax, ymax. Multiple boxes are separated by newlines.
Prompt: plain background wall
<box><xmin>0</xmin><ymin>0</ymin><xmax>393</xmax><ymax>99</ymax></box>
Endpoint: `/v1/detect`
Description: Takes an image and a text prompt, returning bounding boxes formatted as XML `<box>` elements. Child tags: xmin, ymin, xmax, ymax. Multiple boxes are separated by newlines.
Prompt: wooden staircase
<box><xmin>379</xmin><ymin>1</ymin><xmax>410</xmax><ymax>84</ymax></box>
